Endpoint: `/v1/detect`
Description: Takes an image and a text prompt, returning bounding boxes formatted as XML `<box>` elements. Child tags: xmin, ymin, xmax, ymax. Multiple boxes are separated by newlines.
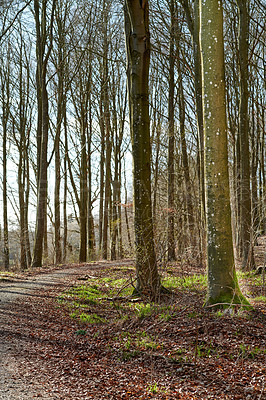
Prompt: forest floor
<box><xmin>0</xmin><ymin>247</ymin><xmax>265</xmax><ymax>399</ymax></box>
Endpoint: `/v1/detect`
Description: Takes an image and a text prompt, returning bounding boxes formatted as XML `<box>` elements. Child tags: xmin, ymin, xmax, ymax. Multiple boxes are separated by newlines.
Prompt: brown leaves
<box><xmin>1</xmin><ymin>261</ymin><xmax>266</xmax><ymax>399</ymax></box>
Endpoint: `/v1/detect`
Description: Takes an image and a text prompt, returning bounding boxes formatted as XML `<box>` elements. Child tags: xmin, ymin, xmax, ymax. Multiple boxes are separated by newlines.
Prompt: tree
<box><xmin>125</xmin><ymin>0</ymin><xmax>161</xmax><ymax>297</ymax></box>
<box><xmin>53</xmin><ymin>0</ymin><xmax>65</xmax><ymax>265</ymax></box>
<box><xmin>236</xmin><ymin>0</ymin><xmax>255</xmax><ymax>270</ymax></box>
<box><xmin>31</xmin><ymin>0</ymin><xmax>56</xmax><ymax>268</ymax></box>
<box><xmin>200</xmin><ymin>0</ymin><xmax>248</xmax><ymax>306</ymax></box>
<box><xmin>101</xmin><ymin>6</ymin><xmax>112</xmax><ymax>260</ymax></box>
<box><xmin>14</xmin><ymin>29</ymin><xmax>32</xmax><ymax>269</ymax></box>
<box><xmin>167</xmin><ymin>0</ymin><xmax>176</xmax><ymax>261</ymax></box>
<box><xmin>0</xmin><ymin>45</ymin><xmax>10</xmax><ymax>270</ymax></box>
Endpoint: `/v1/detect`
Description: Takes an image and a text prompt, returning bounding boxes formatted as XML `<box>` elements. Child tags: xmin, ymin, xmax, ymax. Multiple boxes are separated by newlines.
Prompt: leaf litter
<box><xmin>0</xmin><ymin>259</ymin><xmax>265</xmax><ymax>399</ymax></box>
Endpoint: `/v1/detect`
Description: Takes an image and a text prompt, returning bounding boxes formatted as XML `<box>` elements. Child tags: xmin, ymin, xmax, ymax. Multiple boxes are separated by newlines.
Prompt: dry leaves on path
<box><xmin>0</xmin><ymin>260</ymin><xmax>265</xmax><ymax>399</ymax></box>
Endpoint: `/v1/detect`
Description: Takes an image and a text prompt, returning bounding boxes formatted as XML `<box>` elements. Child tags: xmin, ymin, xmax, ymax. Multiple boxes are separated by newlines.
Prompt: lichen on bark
<box><xmin>200</xmin><ymin>0</ymin><xmax>249</xmax><ymax>308</ymax></box>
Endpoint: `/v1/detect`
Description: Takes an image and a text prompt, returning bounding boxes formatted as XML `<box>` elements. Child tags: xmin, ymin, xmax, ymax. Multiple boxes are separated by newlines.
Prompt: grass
<box><xmin>70</xmin><ymin>310</ymin><xmax>106</xmax><ymax>324</ymax></box>
<box><xmin>0</xmin><ymin>271</ymin><xmax>22</xmax><ymax>281</ymax></box>
<box><xmin>238</xmin><ymin>343</ymin><xmax>266</xmax><ymax>359</ymax></box>
<box><xmin>116</xmin><ymin>331</ymin><xmax>161</xmax><ymax>353</ymax></box>
<box><xmin>163</xmin><ymin>273</ymin><xmax>207</xmax><ymax>291</ymax></box>
<box><xmin>57</xmin><ymin>265</ymin><xmax>265</xmax><ymax>331</ymax></box>
<box><xmin>253</xmin><ymin>295</ymin><xmax>266</xmax><ymax>302</ymax></box>
<box><xmin>237</xmin><ymin>271</ymin><xmax>264</xmax><ymax>287</ymax></box>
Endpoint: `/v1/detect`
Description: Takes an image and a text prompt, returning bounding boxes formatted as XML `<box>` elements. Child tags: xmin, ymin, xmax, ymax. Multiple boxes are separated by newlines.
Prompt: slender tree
<box><xmin>167</xmin><ymin>0</ymin><xmax>176</xmax><ymax>261</ymax></box>
<box><xmin>31</xmin><ymin>0</ymin><xmax>56</xmax><ymax>268</ymax></box>
<box><xmin>0</xmin><ymin>49</ymin><xmax>10</xmax><ymax>270</ymax></box>
<box><xmin>236</xmin><ymin>0</ymin><xmax>255</xmax><ymax>270</ymax></box>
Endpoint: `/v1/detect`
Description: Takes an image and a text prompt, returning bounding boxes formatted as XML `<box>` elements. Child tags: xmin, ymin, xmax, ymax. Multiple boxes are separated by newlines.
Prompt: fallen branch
<box><xmin>205</xmin><ymin>303</ymin><xmax>249</xmax><ymax>308</ymax></box>
<box><xmin>97</xmin><ymin>297</ymin><xmax>141</xmax><ymax>303</ymax></box>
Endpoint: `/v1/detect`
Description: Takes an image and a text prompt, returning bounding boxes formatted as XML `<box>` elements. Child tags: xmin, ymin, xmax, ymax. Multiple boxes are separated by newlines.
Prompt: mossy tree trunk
<box><xmin>200</xmin><ymin>0</ymin><xmax>248</xmax><ymax>307</ymax></box>
<box><xmin>125</xmin><ymin>0</ymin><xmax>161</xmax><ymax>297</ymax></box>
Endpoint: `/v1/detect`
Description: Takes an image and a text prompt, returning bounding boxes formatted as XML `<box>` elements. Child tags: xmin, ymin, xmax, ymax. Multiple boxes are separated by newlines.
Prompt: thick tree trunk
<box><xmin>125</xmin><ymin>0</ymin><xmax>161</xmax><ymax>297</ymax></box>
<box><xmin>200</xmin><ymin>0</ymin><xmax>248</xmax><ymax>307</ymax></box>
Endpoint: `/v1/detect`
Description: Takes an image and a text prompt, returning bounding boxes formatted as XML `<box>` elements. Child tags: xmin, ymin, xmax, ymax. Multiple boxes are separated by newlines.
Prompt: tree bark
<box><xmin>32</xmin><ymin>0</ymin><xmax>56</xmax><ymax>268</ymax></box>
<box><xmin>167</xmin><ymin>0</ymin><xmax>176</xmax><ymax>262</ymax></box>
<box><xmin>125</xmin><ymin>0</ymin><xmax>161</xmax><ymax>297</ymax></box>
<box><xmin>236</xmin><ymin>0</ymin><xmax>255</xmax><ymax>270</ymax></box>
<box><xmin>1</xmin><ymin>63</ymin><xmax>10</xmax><ymax>270</ymax></box>
<box><xmin>200</xmin><ymin>0</ymin><xmax>248</xmax><ymax>307</ymax></box>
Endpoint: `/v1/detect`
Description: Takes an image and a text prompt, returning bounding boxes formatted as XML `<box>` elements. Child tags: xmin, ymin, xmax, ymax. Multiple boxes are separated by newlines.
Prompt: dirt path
<box><xmin>0</xmin><ymin>259</ymin><xmax>265</xmax><ymax>399</ymax></box>
<box><xmin>0</xmin><ymin>263</ymin><xmax>110</xmax><ymax>399</ymax></box>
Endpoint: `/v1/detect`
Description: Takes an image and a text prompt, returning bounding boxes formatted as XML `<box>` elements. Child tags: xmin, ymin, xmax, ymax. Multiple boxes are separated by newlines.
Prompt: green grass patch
<box><xmin>237</xmin><ymin>271</ymin><xmax>264</xmax><ymax>287</ymax></box>
<box><xmin>253</xmin><ymin>295</ymin><xmax>266</xmax><ymax>302</ymax></box>
<box><xmin>134</xmin><ymin>302</ymin><xmax>153</xmax><ymax>319</ymax></box>
<box><xmin>70</xmin><ymin>310</ymin><xmax>106</xmax><ymax>324</ymax></box>
<box><xmin>59</xmin><ymin>284</ymin><xmax>102</xmax><ymax>305</ymax></box>
<box><xmin>238</xmin><ymin>343</ymin><xmax>266</xmax><ymax>359</ymax></box>
<box><xmin>116</xmin><ymin>330</ymin><xmax>161</xmax><ymax>354</ymax></box>
<box><xmin>163</xmin><ymin>273</ymin><xmax>207</xmax><ymax>291</ymax></box>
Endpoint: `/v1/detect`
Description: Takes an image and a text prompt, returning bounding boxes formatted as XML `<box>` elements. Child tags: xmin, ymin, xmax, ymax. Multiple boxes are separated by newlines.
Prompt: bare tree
<box><xmin>125</xmin><ymin>0</ymin><xmax>161</xmax><ymax>297</ymax></box>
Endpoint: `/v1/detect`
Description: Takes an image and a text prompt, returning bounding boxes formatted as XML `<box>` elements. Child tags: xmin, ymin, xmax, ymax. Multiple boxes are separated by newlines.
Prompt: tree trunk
<box><xmin>167</xmin><ymin>0</ymin><xmax>176</xmax><ymax>262</ymax></box>
<box><xmin>125</xmin><ymin>0</ymin><xmax>161</xmax><ymax>297</ymax></box>
<box><xmin>17</xmin><ymin>45</ymin><xmax>28</xmax><ymax>270</ymax></box>
<box><xmin>87</xmin><ymin>90</ymin><xmax>95</xmax><ymax>260</ymax></box>
<box><xmin>63</xmin><ymin>102</ymin><xmax>68</xmax><ymax>262</ymax></box>
<box><xmin>98</xmin><ymin>81</ymin><xmax>105</xmax><ymax>254</ymax></box>
<box><xmin>200</xmin><ymin>0</ymin><xmax>248</xmax><ymax>307</ymax></box>
<box><xmin>102</xmin><ymin>6</ymin><xmax>112</xmax><ymax>260</ymax></box>
<box><xmin>1</xmin><ymin>68</ymin><xmax>9</xmax><ymax>270</ymax></box>
<box><xmin>176</xmin><ymin>20</ymin><xmax>194</xmax><ymax>250</ymax></box>
<box><xmin>32</xmin><ymin>0</ymin><xmax>55</xmax><ymax>268</ymax></box>
<box><xmin>181</xmin><ymin>0</ymin><xmax>205</xmax><ymax>263</ymax></box>
<box><xmin>236</xmin><ymin>0</ymin><xmax>255</xmax><ymax>270</ymax></box>
<box><xmin>54</xmin><ymin>62</ymin><xmax>63</xmax><ymax>265</ymax></box>
<box><xmin>79</xmin><ymin>105</ymin><xmax>88</xmax><ymax>263</ymax></box>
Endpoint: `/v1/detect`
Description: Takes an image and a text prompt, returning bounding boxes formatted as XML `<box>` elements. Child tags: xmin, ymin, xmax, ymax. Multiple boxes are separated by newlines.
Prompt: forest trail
<box><xmin>0</xmin><ymin>260</ymin><xmax>133</xmax><ymax>399</ymax></box>
<box><xmin>0</xmin><ymin>256</ymin><xmax>265</xmax><ymax>399</ymax></box>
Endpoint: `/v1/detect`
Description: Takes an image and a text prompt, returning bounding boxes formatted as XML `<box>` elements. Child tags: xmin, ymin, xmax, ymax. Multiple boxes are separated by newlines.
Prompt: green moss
<box><xmin>206</xmin><ymin>289</ymin><xmax>252</xmax><ymax>310</ymax></box>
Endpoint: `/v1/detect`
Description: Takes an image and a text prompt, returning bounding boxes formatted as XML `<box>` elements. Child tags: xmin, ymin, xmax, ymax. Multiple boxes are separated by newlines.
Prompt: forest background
<box><xmin>0</xmin><ymin>0</ymin><xmax>265</xmax><ymax>283</ymax></box>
